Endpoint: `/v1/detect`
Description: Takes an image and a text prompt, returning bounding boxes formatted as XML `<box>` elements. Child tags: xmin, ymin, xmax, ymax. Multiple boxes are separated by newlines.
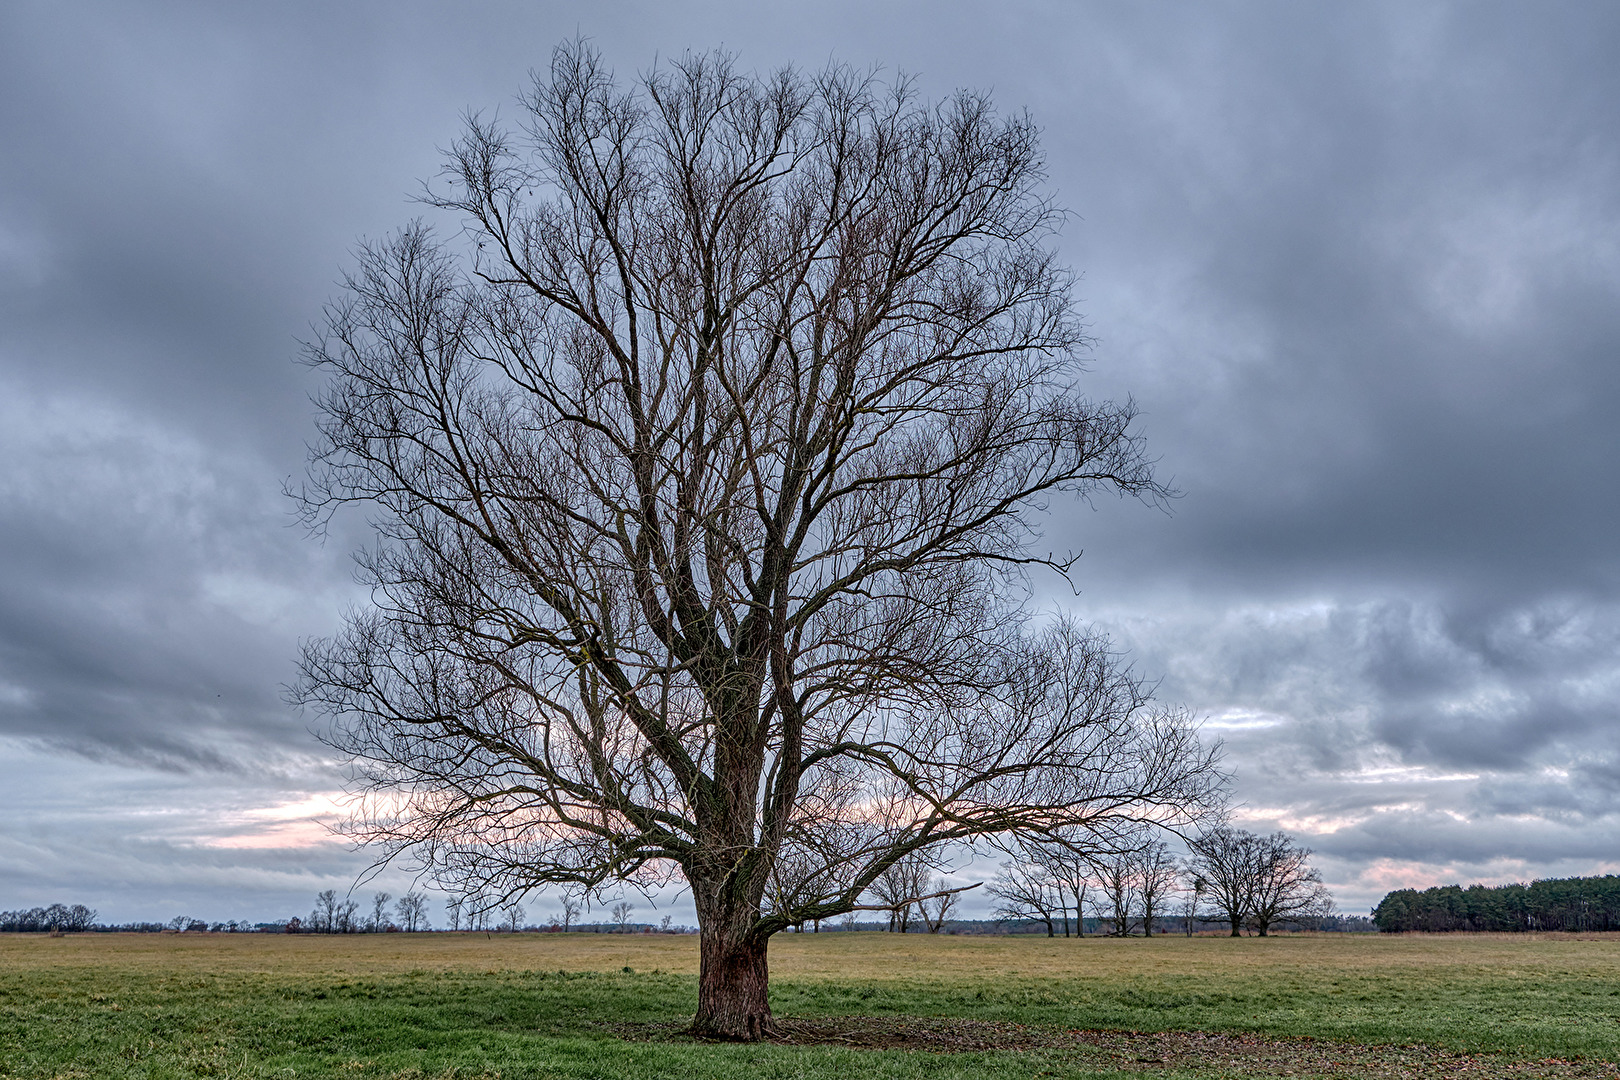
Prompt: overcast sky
<box><xmin>2</xmin><ymin>1</ymin><xmax>1617</xmax><ymax>926</ymax></box>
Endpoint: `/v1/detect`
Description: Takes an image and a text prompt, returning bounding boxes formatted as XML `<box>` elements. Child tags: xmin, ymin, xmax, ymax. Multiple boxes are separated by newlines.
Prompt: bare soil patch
<box><xmin>609</xmin><ymin>1016</ymin><xmax>1619</xmax><ymax>1078</ymax></box>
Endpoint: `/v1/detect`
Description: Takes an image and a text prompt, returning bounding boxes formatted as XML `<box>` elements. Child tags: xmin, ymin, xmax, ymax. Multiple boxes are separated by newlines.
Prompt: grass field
<box><xmin>2</xmin><ymin>930</ymin><xmax>1618</xmax><ymax>1079</ymax></box>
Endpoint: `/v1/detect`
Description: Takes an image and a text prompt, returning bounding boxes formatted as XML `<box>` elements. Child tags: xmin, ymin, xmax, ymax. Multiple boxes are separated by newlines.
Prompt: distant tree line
<box><xmin>0</xmin><ymin>906</ymin><xmax>296</xmax><ymax>934</ymax></box>
<box><xmin>1</xmin><ymin>839</ymin><xmax>1338</xmax><ymax>939</ymax></box>
<box><xmin>1373</xmin><ymin>876</ymin><xmax>1620</xmax><ymax>932</ymax></box>
<box><xmin>0</xmin><ymin>904</ymin><xmax>97</xmax><ymax>933</ymax></box>
<box><xmin>1</xmin><ymin>892</ymin><xmax>1368</xmax><ymax>937</ymax></box>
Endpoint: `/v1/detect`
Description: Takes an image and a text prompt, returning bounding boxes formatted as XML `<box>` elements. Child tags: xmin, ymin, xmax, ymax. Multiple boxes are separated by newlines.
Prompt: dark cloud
<box><xmin>2</xmin><ymin>0</ymin><xmax>1618</xmax><ymax>920</ymax></box>
<box><xmin>0</xmin><ymin>383</ymin><xmax>349</xmax><ymax>774</ymax></box>
<box><xmin>1050</xmin><ymin>3</ymin><xmax>1620</xmax><ymax>605</ymax></box>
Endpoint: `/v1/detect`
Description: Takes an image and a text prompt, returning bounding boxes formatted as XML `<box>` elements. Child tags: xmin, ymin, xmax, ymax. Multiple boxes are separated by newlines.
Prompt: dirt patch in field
<box><xmin>607</xmin><ymin>1016</ymin><xmax>1618</xmax><ymax>1078</ymax></box>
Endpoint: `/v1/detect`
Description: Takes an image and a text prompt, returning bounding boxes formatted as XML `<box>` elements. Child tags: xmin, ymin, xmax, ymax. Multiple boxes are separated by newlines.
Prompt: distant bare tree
<box><xmin>369</xmin><ymin>891</ymin><xmax>392</xmax><ymax>932</ymax></box>
<box><xmin>1181</xmin><ymin>875</ymin><xmax>1205</xmax><ymax>936</ymax></box>
<box><xmin>394</xmin><ymin>892</ymin><xmax>430</xmax><ymax>932</ymax></box>
<box><xmin>1001</xmin><ymin>827</ymin><xmax>1110</xmax><ymax>936</ymax></box>
<box><xmin>919</xmin><ymin>877</ymin><xmax>959</xmax><ymax>933</ymax></box>
<box><xmin>1134</xmin><ymin>840</ymin><xmax>1180</xmax><ymax>937</ymax></box>
<box><xmin>336</xmin><ymin>898</ymin><xmax>360</xmax><ymax>934</ymax></box>
<box><xmin>1186</xmin><ymin>826</ymin><xmax>1260</xmax><ymax>937</ymax></box>
<box><xmin>610</xmin><ymin>901</ymin><xmax>634</xmax><ymax>933</ymax></box>
<box><xmin>559</xmin><ymin>897</ymin><xmax>581</xmax><ymax>932</ymax></box>
<box><xmin>1247</xmin><ymin>833</ymin><xmax>1332</xmax><ymax>936</ymax></box>
<box><xmin>310</xmin><ymin>890</ymin><xmax>339</xmax><ymax>934</ymax></box>
<box><xmin>989</xmin><ymin>860</ymin><xmax>1061</xmax><ymax>937</ymax></box>
<box><xmin>870</xmin><ymin>853</ymin><xmax>932</xmax><ymax>933</ymax></box>
<box><xmin>1184</xmin><ymin>826</ymin><xmax>1332</xmax><ymax>937</ymax></box>
<box><xmin>503</xmin><ymin>901</ymin><xmax>526</xmax><ymax>933</ymax></box>
<box><xmin>293</xmin><ymin>40</ymin><xmax>1223</xmax><ymax>1037</ymax></box>
<box><xmin>1041</xmin><ymin>849</ymin><xmax>1094</xmax><ymax>938</ymax></box>
<box><xmin>445</xmin><ymin>895</ymin><xmax>464</xmax><ymax>931</ymax></box>
<box><xmin>1093</xmin><ymin>848</ymin><xmax>1139</xmax><ymax>936</ymax></box>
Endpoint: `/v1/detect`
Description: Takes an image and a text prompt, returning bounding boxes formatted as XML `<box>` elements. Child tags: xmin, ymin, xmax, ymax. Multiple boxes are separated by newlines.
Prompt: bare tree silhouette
<box><xmin>294</xmin><ymin>41</ymin><xmax>1222</xmax><ymax>1038</ymax></box>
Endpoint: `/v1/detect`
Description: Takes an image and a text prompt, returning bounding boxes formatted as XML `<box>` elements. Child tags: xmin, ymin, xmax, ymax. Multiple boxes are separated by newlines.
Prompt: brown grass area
<box><xmin>0</xmin><ymin>927</ymin><xmax>703</xmax><ymax>976</ymax></box>
<box><xmin>6</xmin><ymin>926</ymin><xmax>1619</xmax><ymax>982</ymax></box>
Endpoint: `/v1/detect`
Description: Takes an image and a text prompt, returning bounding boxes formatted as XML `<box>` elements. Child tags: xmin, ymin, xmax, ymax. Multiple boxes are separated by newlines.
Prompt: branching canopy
<box><xmin>293</xmin><ymin>43</ymin><xmax>1222</xmax><ymax>985</ymax></box>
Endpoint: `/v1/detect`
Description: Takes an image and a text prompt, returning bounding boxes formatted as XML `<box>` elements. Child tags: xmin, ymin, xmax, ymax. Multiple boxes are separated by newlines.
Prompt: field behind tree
<box><xmin>2</xmin><ymin>930</ymin><xmax>1617</xmax><ymax>1078</ymax></box>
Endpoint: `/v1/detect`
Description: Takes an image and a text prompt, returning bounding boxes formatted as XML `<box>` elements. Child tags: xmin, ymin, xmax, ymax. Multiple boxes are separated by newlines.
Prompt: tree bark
<box><xmin>690</xmin><ymin>919</ymin><xmax>774</xmax><ymax>1039</ymax></box>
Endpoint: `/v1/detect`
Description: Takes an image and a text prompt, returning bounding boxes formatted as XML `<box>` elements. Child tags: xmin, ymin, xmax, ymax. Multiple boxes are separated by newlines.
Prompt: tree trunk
<box><xmin>1228</xmin><ymin>913</ymin><xmax>1242</xmax><ymax>937</ymax></box>
<box><xmin>690</xmin><ymin>919</ymin><xmax>774</xmax><ymax>1040</ymax></box>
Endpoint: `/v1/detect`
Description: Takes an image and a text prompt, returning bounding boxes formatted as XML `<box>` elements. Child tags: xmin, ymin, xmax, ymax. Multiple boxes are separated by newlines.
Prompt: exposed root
<box><xmin>681</xmin><ymin>1014</ymin><xmax>781</xmax><ymax>1042</ymax></box>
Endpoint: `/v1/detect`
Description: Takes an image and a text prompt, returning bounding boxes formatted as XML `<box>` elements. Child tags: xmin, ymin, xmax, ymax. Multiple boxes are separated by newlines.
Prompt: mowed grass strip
<box><xmin>0</xmin><ymin>931</ymin><xmax>1616</xmax><ymax>1079</ymax></box>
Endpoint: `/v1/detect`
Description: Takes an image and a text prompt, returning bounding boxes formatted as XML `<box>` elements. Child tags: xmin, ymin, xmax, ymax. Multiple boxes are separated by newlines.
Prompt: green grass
<box><xmin>1</xmin><ymin>931</ymin><xmax>1616</xmax><ymax>1078</ymax></box>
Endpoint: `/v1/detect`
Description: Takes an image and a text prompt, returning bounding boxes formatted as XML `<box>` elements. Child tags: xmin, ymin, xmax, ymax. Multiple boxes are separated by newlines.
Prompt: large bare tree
<box><xmin>294</xmin><ymin>42</ymin><xmax>1223</xmax><ymax>1038</ymax></box>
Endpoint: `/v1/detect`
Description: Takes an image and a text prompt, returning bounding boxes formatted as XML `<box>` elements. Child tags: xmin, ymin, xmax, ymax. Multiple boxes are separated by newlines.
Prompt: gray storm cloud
<box><xmin>2</xmin><ymin>0</ymin><xmax>1617</xmax><ymax>921</ymax></box>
